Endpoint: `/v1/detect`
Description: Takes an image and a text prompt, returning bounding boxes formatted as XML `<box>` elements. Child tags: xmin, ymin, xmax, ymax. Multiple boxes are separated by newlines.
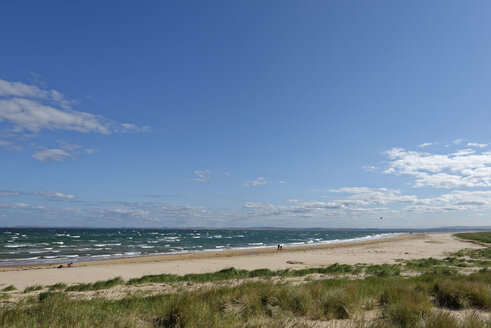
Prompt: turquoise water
<box><xmin>0</xmin><ymin>228</ymin><xmax>405</xmax><ymax>265</ymax></box>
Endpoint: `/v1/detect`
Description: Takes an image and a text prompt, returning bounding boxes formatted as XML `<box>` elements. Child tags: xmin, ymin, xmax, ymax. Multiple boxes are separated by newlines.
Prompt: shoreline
<box><xmin>0</xmin><ymin>232</ymin><xmax>407</xmax><ymax>271</ymax></box>
<box><xmin>0</xmin><ymin>233</ymin><xmax>484</xmax><ymax>289</ymax></box>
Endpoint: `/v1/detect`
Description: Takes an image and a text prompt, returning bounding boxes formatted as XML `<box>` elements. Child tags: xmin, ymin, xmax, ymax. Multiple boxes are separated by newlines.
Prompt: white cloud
<box><xmin>190</xmin><ymin>169</ymin><xmax>212</xmax><ymax>182</ymax></box>
<box><xmin>327</xmin><ymin>187</ymin><xmax>418</xmax><ymax>205</ymax></box>
<box><xmin>32</xmin><ymin>148</ymin><xmax>73</xmax><ymax>162</ymax></box>
<box><xmin>417</xmin><ymin>142</ymin><xmax>435</xmax><ymax>148</ymax></box>
<box><xmin>363</xmin><ymin>165</ymin><xmax>377</xmax><ymax>172</ymax></box>
<box><xmin>0</xmin><ymin>139</ymin><xmax>22</xmax><ymax>150</ymax></box>
<box><xmin>189</xmin><ymin>169</ymin><xmax>231</xmax><ymax>182</ymax></box>
<box><xmin>0</xmin><ymin>202</ymin><xmax>33</xmax><ymax>209</ymax></box>
<box><xmin>0</xmin><ymin>97</ymin><xmax>136</xmax><ymax>134</ymax></box>
<box><xmin>241</xmin><ymin>186</ymin><xmax>491</xmax><ymax>220</ymax></box>
<box><xmin>467</xmin><ymin>142</ymin><xmax>488</xmax><ymax>148</ymax></box>
<box><xmin>0</xmin><ymin>79</ymin><xmax>59</xmax><ymax>100</ymax></box>
<box><xmin>406</xmin><ymin>190</ymin><xmax>491</xmax><ymax>212</ymax></box>
<box><xmin>384</xmin><ymin>147</ymin><xmax>491</xmax><ymax>188</ymax></box>
<box><xmin>0</xmin><ymin>191</ymin><xmax>21</xmax><ymax>196</ymax></box>
<box><xmin>32</xmin><ymin>141</ymin><xmax>97</xmax><ymax>162</ymax></box>
<box><xmin>0</xmin><ymin>78</ymin><xmax>149</xmax><ymax>159</ymax></box>
<box><xmin>279</xmin><ymin>180</ymin><xmax>287</xmax><ymax>184</ymax></box>
<box><xmin>35</xmin><ymin>191</ymin><xmax>76</xmax><ymax>199</ymax></box>
<box><xmin>243</xmin><ymin>177</ymin><xmax>267</xmax><ymax>187</ymax></box>
<box><xmin>84</xmin><ymin>148</ymin><xmax>99</xmax><ymax>154</ymax></box>
<box><xmin>1</xmin><ymin>186</ymin><xmax>490</xmax><ymax>227</ymax></box>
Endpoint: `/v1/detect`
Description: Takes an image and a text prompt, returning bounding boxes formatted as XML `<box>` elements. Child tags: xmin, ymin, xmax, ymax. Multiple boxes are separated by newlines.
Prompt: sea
<box><xmin>0</xmin><ymin>228</ymin><xmax>419</xmax><ymax>266</ymax></box>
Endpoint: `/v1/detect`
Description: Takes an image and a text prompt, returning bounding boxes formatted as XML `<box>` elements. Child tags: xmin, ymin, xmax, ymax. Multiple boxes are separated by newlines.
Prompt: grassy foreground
<box><xmin>0</xmin><ymin>232</ymin><xmax>489</xmax><ymax>327</ymax></box>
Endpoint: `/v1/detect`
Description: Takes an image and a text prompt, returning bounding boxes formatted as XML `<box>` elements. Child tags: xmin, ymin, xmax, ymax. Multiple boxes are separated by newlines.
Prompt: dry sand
<box><xmin>0</xmin><ymin>233</ymin><xmax>483</xmax><ymax>290</ymax></box>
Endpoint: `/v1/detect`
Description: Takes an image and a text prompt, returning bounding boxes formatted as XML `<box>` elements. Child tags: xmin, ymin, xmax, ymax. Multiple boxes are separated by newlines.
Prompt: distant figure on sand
<box><xmin>57</xmin><ymin>264</ymin><xmax>64</xmax><ymax>269</ymax></box>
<box><xmin>68</xmin><ymin>262</ymin><xmax>73</xmax><ymax>268</ymax></box>
<box><xmin>277</xmin><ymin>244</ymin><xmax>280</xmax><ymax>250</ymax></box>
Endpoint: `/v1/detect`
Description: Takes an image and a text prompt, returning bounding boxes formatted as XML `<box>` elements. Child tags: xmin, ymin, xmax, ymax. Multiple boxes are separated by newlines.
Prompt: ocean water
<box><xmin>0</xmin><ymin>228</ymin><xmax>404</xmax><ymax>266</ymax></box>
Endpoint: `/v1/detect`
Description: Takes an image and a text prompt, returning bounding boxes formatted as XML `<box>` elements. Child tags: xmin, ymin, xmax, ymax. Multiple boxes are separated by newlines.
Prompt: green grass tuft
<box><xmin>65</xmin><ymin>277</ymin><xmax>125</xmax><ymax>292</ymax></box>
<box><xmin>48</xmin><ymin>283</ymin><xmax>68</xmax><ymax>291</ymax></box>
<box><xmin>366</xmin><ymin>264</ymin><xmax>401</xmax><ymax>277</ymax></box>
<box><xmin>23</xmin><ymin>285</ymin><xmax>43</xmax><ymax>293</ymax></box>
<box><xmin>1</xmin><ymin>285</ymin><xmax>16</xmax><ymax>292</ymax></box>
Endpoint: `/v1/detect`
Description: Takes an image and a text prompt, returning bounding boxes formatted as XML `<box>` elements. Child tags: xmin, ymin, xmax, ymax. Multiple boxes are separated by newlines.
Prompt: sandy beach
<box><xmin>0</xmin><ymin>233</ymin><xmax>483</xmax><ymax>290</ymax></box>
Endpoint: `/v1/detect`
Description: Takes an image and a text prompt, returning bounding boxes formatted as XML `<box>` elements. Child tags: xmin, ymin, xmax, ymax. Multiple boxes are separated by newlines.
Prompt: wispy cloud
<box><xmin>417</xmin><ymin>142</ymin><xmax>435</xmax><ymax>148</ymax></box>
<box><xmin>35</xmin><ymin>191</ymin><xmax>76</xmax><ymax>199</ymax></box>
<box><xmin>32</xmin><ymin>148</ymin><xmax>73</xmax><ymax>162</ymax></box>
<box><xmin>384</xmin><ymin>147</ymin><xmax>491</xmax><ymax>188</ymax></box>
<box><xmin>363</xmin><ymin>165</ymin><xmax>377</xmax><ymax>172</ymax></box>
<box><xmin>0</xmin><ymin>190</ymin><xmax>76</xmax><ymax>199</ymax></box>
<box><xmin>467</xmin><ymin>142</ymin><xmax>488</xmax><ymax>148</ymax></box>
<box><xmin>0</xmin><ymin>191</ymin><xmax>21</xmax><ymax>196</ymax></box>
<box><xmin>31</xmin><ymin>141</ymin><xmax>95</xmax><ymax>162</ymax></box>
<box><xmin>243</xmin><ymin>177</ymin><xmax>267</xmax><ymax>187</ymax></box>
<box><xmin>190</xmin><ymin>169</ymin><xmax>212</xmax><ymax>182</ymax></box>
<box><xmin>189</xmin><ymin>169</ymin><xmax>231</xmax><ymax>183</ymax></box>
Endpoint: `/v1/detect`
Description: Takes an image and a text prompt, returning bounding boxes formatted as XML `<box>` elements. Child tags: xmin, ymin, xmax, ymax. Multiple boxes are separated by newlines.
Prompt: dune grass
<box><xmin>23</xmin><ymin>285</ymin><xmax>44</xmax><ymax>293</ymax></box>
<box><xmin>1</xmin><ymin>285</ymin><xmax>15</xmax><ymax>292</ymax></box>
<box><xmin>65</xmin><ymin>277</ymin><xmax>125</xmax><ymax>292</ymax></box>
<box><xmin>365</xmin><ymin>264</ymin><xmax>401</xmax><ymax>277</ymax></box>
<box><xmin>48</xmin><ymin>283</ymin><xmax>67</xmax><ymax>291</ymax></box>
<box><xmin>1</xmin><ymin>268</ymin><xmax>489</xmax><ymax>327</ymax></box>
<box><xmin>455</xmin><ymin>232</ymin><xmax>491</xmax><ymax>244</ymax></box>
<box><xmin>433</xmin><ymin>278</ymin><xmax>490</xmax><ymax>310</ymax></box>
<box><xmin>126</xmin><ymin>263</ymin><xmax>362</xmax><ymax>286</ymax></box>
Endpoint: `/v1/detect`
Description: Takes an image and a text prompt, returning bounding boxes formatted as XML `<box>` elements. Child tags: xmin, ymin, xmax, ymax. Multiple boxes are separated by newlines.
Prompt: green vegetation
<box><xmin>1</xmin><ymin>285</ymin><xmax>15</xmax><ymax>292</ymax></box>
<box><xmin>23</xmin><ymin>285</ymin><xmax>43</xmax><ymax>293</ymax></box>
<box><xmin>380</xmin><ymin>285</ymin><xmax>432</xmax><ymax>327</ymax></box>
<box><xmin>48</xmin><ymin>283</ymin><xmax>67</xmax><ymax>291</ymax></box>
<box><xmin>365</xmin><ymin>264</ymin><xmax>401</xmax><ymax>277</ymax></box>
<box><xmin>65</xmin><ymin>277</ymin><xmax>125</xmax><ymax>292</ymax></box>
<box><xmin>455</xmin><ymin>231</ymin><xmax>491</xmax><ymax>244</ymax></box>
<box><xmin>433</xmin><ymin>278</ymin><xmax>490</xmax><ymax>310</ymax></box>
<box><xmin>126</xmin><ymin>263</ymin><xmax>362</xmax><ymax>286</ymax></box>
<box><xmin>0</xmin><ymin>268</ymin><xmax>489</xmax><ymax>327</ymax></box>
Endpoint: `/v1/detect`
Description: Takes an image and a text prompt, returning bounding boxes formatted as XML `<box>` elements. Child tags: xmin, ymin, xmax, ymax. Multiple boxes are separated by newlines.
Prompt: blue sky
<box><xmin>1</xmin><ymin>1</ymin><xmax>491</xmax><ymax>228</ymax></box>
